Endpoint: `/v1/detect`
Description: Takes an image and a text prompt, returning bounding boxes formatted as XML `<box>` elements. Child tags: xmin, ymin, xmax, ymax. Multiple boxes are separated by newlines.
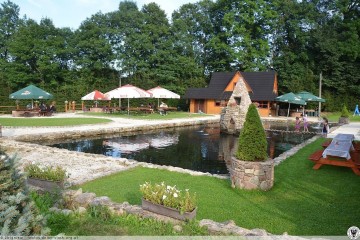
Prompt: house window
<box><xmin>257</xmin><ymin>101</ymin><xmax>268</xmax><ymax>108</ymax></box>
<box><xmin>215</xmin><ymin>100</ymin><xmax>221</xmax><ymax>106</ymax></box>
<box><xmin>234</xmin><ymin>97</ymin><xmax>241</xmax><ymax>105</ymax></box>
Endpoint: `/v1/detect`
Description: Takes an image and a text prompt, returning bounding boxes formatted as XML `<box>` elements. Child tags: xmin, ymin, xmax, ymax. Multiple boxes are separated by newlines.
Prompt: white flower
<box><xmin>32</xmin><ymin>161</ymin><xmax>36</xmax><ymax>164</ymax></box>
<box><xmin>167</xmin><ymin>185</ymin><xmax>171</xmax><ymax>190</ymax></box>
<box><xmin>162</xmin><ymin>195</ymin><xmax>167</xmax><ymax>200</ymax></box>
<box><xmin>173</xmin><ymin>193</ymin><xmax>178</xmax><ymax>198</ymax></box>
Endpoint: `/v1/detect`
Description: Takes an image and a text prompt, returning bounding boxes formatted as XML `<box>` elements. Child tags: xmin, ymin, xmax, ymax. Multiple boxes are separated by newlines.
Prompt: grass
<box><xmin>81</xmin><ymin>111</ymin><xmax>211</xmax><ymax>120</ymax></box>
<box><xmin>32</xmin><ymin>192</ymin><xmax>207</xmax><ymax>236</ymax></box>
<box><xmin>0</xmin><ymin>118</ymin><xmax>112</xmax><ymax>126</ymax></box>
<box><xmin>322</xmin><ymin>112</ymin><xmax>360</xmax><ymax>122</ymax></box>
<box><xmin>77</xmin><ymin>138</ymin><xmax>360</xmax><ymax>236</ymax></box>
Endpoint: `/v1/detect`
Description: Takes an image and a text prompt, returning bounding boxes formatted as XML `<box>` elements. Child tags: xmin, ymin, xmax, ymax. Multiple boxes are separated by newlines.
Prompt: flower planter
<box><xmin>27</xmin><ymin>177</ymin><xmax>64</xmax><ymax>191</ymax></box>
<box><xmin>141</xmin><ymin>198</ymin><xmax>197</xmax><ymax>221</ymax></box>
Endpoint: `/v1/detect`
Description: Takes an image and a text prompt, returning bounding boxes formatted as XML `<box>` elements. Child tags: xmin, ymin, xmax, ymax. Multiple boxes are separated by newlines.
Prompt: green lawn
<box><xmin>0</xmin><ymin>118</ymin><xmax>112</xmax><ymax>126</ymax></box>
<box><xmin>322</xmin><ymin>112</ymin><xmax>360</xmax><ymax>122</ymax></box>
<box><xmin>81</xmin><ymin>111</ymin><xmax>211</xmax><ymax>120</ymax></box>
<box><xmin>77</xmin><ymin>138</ymin><xmax>360</xmax><ymax>236</ymax></box>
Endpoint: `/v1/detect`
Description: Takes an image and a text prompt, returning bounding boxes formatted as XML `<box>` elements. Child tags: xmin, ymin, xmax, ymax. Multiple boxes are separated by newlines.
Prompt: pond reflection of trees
<box><xmin>40</xmin><ymin>122</ymin><xmax>317</xmax><ymax>174</ymax></box>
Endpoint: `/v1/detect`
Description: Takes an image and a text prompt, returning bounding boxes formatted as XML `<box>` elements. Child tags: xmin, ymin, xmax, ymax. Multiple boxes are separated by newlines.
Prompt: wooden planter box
<box><xmin>27</xmin><ymin>177</ymin><xmax>64</xmax><ymax>191</ymax></box>
<box><xmin>141</xmin><ymin>198</ymin><xmax>197</xmax><ymax>221</ymax></box>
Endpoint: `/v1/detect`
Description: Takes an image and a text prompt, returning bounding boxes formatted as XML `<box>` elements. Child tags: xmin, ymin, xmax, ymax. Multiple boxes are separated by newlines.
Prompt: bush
<box><xmin>340</xmin><ymin>105</ymin><xmax>350</xmax><ymax>118</ymax></box>
<box><xmin>0</xmin><ymin>150</ymin><xmax>49</xmax><ymax>235</ymax></box>
<box><xmin>24</xmin><ymin>163</ymin><xmax>67</xmax><ymax>182</ymax></box>
<box><xmin>236</xmin><ymin>104</ymin><xmax>268</xmax><ymax>161</ymax></box>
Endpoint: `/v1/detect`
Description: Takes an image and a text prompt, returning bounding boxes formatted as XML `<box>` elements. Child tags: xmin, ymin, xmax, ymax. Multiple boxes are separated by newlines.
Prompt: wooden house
<box><xmin>184</xmin><ymin>71</ymin><xmax>278</xmax><ymax>117</ymax></box>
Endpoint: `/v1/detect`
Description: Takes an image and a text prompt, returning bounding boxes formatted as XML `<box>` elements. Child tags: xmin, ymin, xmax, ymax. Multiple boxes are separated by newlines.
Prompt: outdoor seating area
<box><xmin>309</xmin><ymin>133</ymin><xmax>360</xmax><ymax>175</ymax></box>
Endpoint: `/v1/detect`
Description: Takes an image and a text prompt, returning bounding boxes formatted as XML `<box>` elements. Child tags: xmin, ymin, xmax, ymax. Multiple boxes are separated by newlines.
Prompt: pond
<box><xmin>46</xmin><ymin>120</ymin><xmax>324</xmax><ymax>174</ymax></box>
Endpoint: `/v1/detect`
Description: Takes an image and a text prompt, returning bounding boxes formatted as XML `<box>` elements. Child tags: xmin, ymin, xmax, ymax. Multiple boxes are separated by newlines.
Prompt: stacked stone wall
<box><xmin>230</xmin><ymin>157</ymin><xmax>274</xmax><ymax>191</ymax></box>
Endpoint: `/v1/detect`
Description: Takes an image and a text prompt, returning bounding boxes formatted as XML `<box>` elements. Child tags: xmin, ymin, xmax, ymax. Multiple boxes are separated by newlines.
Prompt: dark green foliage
<box><xmin>0</xmin><ymin>0</ymin><xmax>359</xmax><ymax>110</ymax></box>
<box><xmin>340</xmin><ymin>105</ymin><xmax>350</xmax><ymax>118</ymax></box>
<box><xmin>0</xmin><ymin>150</ymin><xmax>49</xmax><ymax>235</ymax></box>
<box><xmin>236</xmin><ymin>104</ymin><xmax>268</xmax><ymax>161</ymax></box>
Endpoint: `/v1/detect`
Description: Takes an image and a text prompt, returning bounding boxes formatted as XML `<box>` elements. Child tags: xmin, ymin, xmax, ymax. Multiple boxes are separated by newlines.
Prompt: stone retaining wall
<box><xmin>11</xmin><ymin>118</ymin><xmax>219</xmax><ymax>142</ymax></box>
<box><xmin>230</xmin><ymin>157</ymin><xmax>274</xmax><ymax>190</ymax></box>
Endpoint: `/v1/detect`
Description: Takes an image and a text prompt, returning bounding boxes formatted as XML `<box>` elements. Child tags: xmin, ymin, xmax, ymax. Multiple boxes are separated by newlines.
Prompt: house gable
<box><xmin>184</xmin><ymin>71</ymin><xmax>277</xmax><ymax>101</ymax></box>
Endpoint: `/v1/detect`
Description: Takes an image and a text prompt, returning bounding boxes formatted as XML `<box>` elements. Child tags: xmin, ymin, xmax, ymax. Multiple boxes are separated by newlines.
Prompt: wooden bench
<box><xmin>308</xmin><ymin>149</ymin><xmax>324</xmax><ymax>162</ymax></box>
<box><xmin>321</xmin><ymin>140</ymin><xmax>331</xmax><ymax>148</ymax></box>
<box><xmin>353</xmin><ymin>142</ymin><xmax>360</xmax><ymax>152</ymax></box>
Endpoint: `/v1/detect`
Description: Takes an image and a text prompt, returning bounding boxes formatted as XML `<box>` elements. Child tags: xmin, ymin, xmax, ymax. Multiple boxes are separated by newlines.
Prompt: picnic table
<box><xmin>309</xmin><ymin>133</ymin><xmax>360</xmax><ymax>175</ymax></box>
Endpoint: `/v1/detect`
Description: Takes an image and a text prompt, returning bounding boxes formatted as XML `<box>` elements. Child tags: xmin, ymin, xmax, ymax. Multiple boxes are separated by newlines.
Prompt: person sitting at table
<box><xmin>322</xmin><ymin>117</ymin><xmax>330</xmax><ymax>137</ymax></box>
<box><xmin>159</xmin><ymin>101</ymin><xmax>168</xmax><ymax>115</ymax></box>
<box><xmin>49</xmin><ymin>103</ymin><xmax>56</xmax><ymax>114</ymax></box>
<box><xmin>39</xmin><ymin>102</ymin><xmax>48</xmax><ymax>116</ymax></box>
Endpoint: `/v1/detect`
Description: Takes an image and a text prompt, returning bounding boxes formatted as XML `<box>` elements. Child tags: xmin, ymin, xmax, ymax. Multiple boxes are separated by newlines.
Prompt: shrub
<box><xmin>236</xmin><ymin>104</ymin><xmax>268</xmax><ymax>161</ymax></box>
<box><xmin>0</xmin><ymin>150</ymin><xmax>49</xmax><ymax>236</ymax></box>
<box><xmin>24</xmin><ymin>163</ymin><xmax>67</xmax><ymax>182</ymax></box>
<box><xmin>340</xmin><ymin>105</ymin><xmax>350</xmax><ymax>118</ymax></box>
<box><xmin>139</xmin><ymin>182</ymin><xmax>196</xmax><ymax>213</ymax></box>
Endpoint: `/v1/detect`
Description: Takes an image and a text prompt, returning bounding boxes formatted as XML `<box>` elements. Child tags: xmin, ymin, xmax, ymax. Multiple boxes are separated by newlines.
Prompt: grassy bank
<box><xmin>82</xmin><ymin>111</ymin><xmax>211</xmax><ymax>120</ymax></box>
<box><xmin>77</xmin><ymin>138</ymin><xmax>360</xmax><ymax>236</ymax></box>
<box><xmin>0</xmin><ymin>118</ymin><xmax>112</xmax><ymax>126</ymax></box>
<box><xmin>322</xmin><ymin>112</ymin><xmax>360</xmax><ymax>122</ymax></box>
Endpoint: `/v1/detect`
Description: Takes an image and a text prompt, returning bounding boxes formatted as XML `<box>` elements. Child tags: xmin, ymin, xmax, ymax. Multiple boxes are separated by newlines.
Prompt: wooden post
<box><xmin>72</xmin><ymin>101</ymin><xmax>75</xmax><ymax>112</ymax></box>
<box><xmin>65</xmin><ymin>101</ymin><xmax>68</xmax><ymax>112</ymax></box>
<box><xmin>82</xmin><ymin>101</ymin><xmax>84</xmax><ymax>111</ymax></box>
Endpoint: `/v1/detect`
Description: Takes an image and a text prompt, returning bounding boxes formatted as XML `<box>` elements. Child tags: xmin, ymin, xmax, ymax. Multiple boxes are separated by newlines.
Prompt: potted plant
<box><xmin>139</xmin><ymin>182</ymin><xmax>197</xmax><ymax>221</ymax></box>
<box><xmin>339</xmin><ymin>105</ymin><xmax>350</xmax><ymax>125</ymax></box>
<box><xmin>230</xmin><ymin>103</ymin><xmax>274</xmax><ymax>190</ymax></box>
<box><xmin>24</xmin><ymin>162</ymin><xmax>67</xmax><ymax>191</ymax></box>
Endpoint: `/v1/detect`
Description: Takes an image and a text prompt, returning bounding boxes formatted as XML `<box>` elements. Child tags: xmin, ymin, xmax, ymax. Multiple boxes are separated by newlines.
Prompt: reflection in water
<box><xmin>49</xmin><ymin>122</ymin><xmax>321</xmax><ymax>174</ymax></box>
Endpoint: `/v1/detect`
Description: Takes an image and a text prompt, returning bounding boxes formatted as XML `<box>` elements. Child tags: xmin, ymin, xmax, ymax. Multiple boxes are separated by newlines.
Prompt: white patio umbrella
<box><xmin>81</xmin><ymin>90</ymin><xmax>110</xmax><ymax>101</ymax></box>
<box><xmin>105</xmin><ymin>84</ymin><xmax>151</xmax><ymax>114</ymax></box>
<box><xmin>147</xmin><ymin>86</ymin><xmax>180</xmax><ymax>107</ymax></box>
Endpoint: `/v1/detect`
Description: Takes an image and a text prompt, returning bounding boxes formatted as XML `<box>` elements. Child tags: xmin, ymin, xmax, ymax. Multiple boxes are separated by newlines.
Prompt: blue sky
<box><xmin>5</xmin><ymin>0</ymin><xmax>199</xmax><ymax>29</ymax></box>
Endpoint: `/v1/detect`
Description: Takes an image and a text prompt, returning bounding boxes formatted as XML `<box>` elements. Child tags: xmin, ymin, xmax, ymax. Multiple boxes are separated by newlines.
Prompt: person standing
<box><xmin>302</xmin><ymin>114</ymin><xmax>309</xmax><ymax>132</ymax></box>
<box><xmin>295</xmin><ymin>117</ymin><xmax>301</xmax><ymax>132</ymax></box>
<box><xmin>322</xmin><ymin>117</ymin><xmax>330</xmax><ymax>137</ymax></box>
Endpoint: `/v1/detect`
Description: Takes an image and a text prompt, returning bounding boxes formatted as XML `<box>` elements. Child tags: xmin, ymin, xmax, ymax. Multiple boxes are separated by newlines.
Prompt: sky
<box><xmin>5</xmin><ymin>0</ymin><xmax>199</xmax><ymax>29</ymax></box>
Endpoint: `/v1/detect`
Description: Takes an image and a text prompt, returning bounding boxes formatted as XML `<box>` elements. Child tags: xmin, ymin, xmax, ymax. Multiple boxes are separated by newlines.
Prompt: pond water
<box><xmin>46</xmin><ymin>121</ymin><xmax>323</xmax><ymax>174</ymax></box>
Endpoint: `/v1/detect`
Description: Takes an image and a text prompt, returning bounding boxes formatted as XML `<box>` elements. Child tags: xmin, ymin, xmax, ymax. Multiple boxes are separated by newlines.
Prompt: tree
<box><xmin>236</xmin><ymin>104</ymin><xmax>268</xmax><ymax>161</ymax></box>
<box><xmin>0</xmin><ymin>150</ymin><xmax>49</xmax><ymax>235</ymax></box>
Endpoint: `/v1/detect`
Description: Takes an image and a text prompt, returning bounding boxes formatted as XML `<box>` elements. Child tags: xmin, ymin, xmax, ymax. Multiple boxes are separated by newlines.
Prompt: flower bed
<box><xmin>24</xmin><ymin>162</ymin><xmax>67</xmax><ymax>190</ymax></box>
<box><xmin>139</xmin><ymin>182</ymin><xmax>196</xmax><ymax>219</ymax></box>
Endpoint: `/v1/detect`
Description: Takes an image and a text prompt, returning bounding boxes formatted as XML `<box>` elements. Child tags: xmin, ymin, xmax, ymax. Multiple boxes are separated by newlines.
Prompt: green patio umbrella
<box><xmin>296</xmin><ymin>91</ymin><xmax>325</xmax><ymax>103</ymax></box>
<box><xmin>296</xmin><ymin>91</ymin><xmax>325</xmax><ymax>116</ymax></box>
<box><xmin>9</xmin><ymin>84</ymin><xmax>53</xmax><ymax>107</ymax></box>
<box><xmin>275</xmin><ymin>92</ymin><xmax>306</xmax><ymax>117</ymax></box>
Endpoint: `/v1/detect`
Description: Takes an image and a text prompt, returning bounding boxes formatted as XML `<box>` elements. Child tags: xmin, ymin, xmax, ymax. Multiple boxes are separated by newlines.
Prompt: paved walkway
<box><xmin>327</xmin><ymin>122</ymin><xmax>360</xmax><ymax>140</ymax></box>
<box><xmin>0</xmin><ymin>112</ymin><xmax>220</xmax><ymax>138</ymax></box>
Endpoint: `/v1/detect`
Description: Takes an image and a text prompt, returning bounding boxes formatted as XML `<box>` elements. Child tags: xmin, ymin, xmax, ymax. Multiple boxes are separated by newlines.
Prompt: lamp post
<box><xmin>319</xmin><ymin>72</ymin><xmax>322</xmax><ymax>119</ymax></box>
<box><xmin>118</xmin><ymin>72</ymin><xmax>122</xmax><ymax>108</ymax></box>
